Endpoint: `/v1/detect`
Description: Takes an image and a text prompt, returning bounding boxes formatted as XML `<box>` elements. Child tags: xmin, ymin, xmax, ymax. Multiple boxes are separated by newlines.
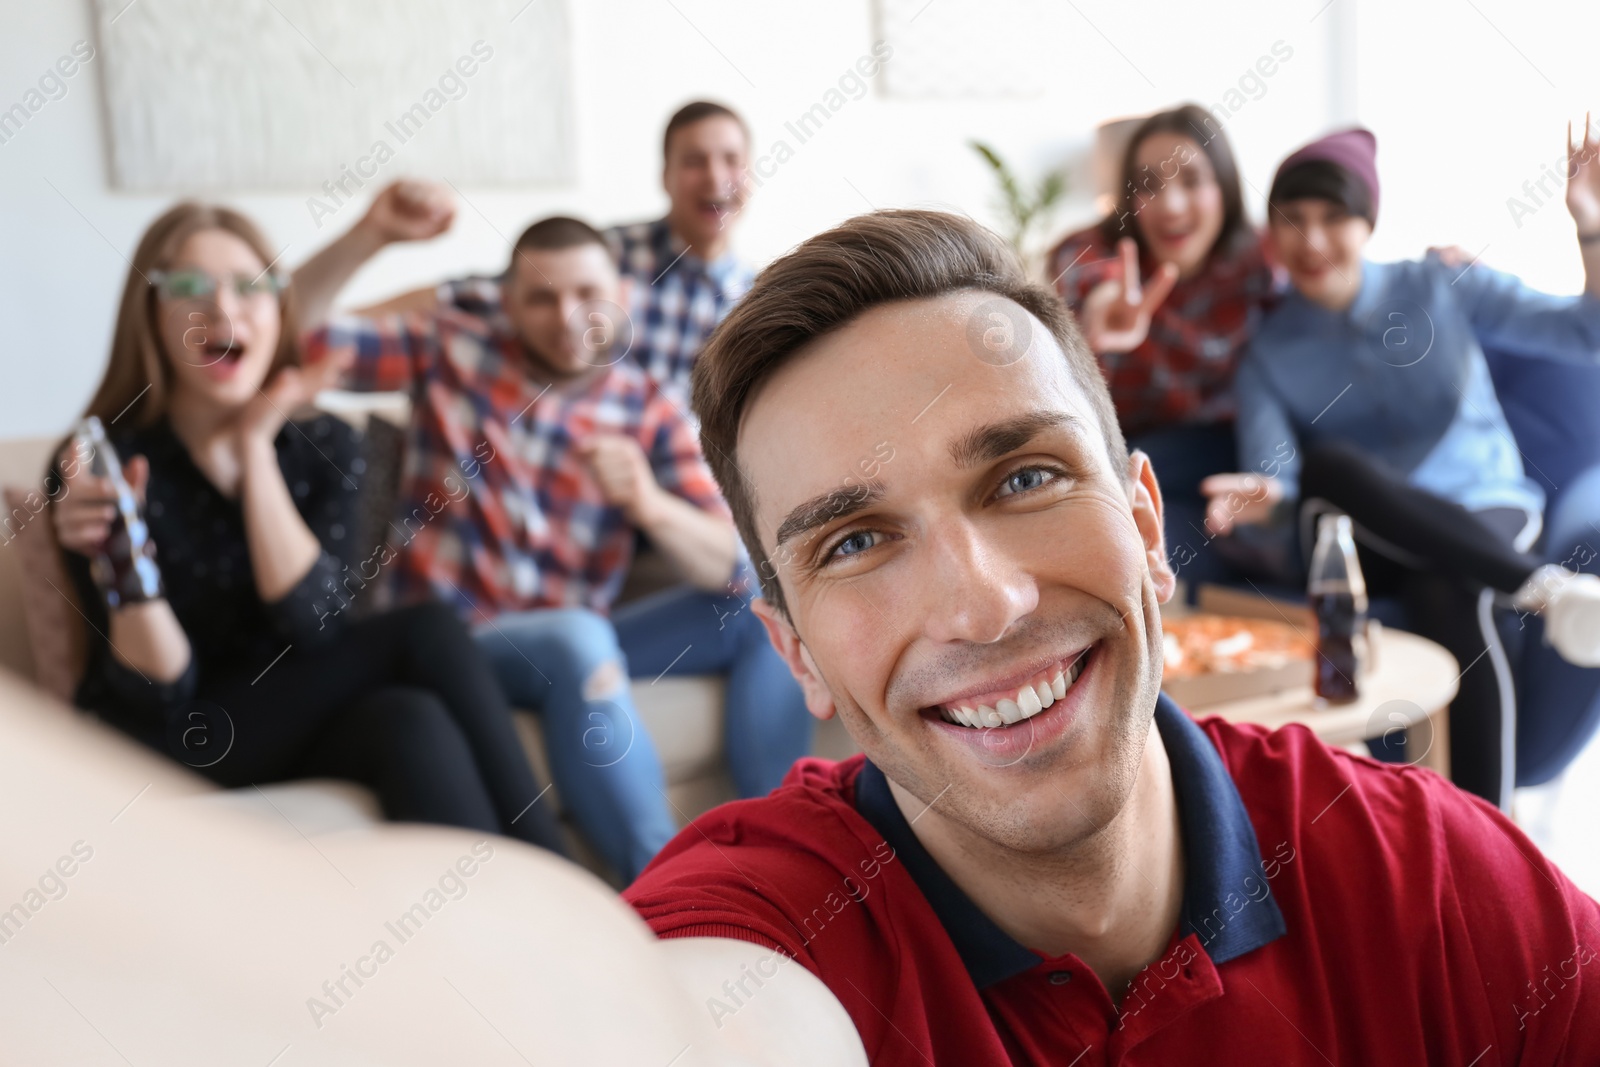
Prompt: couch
<box><xmin>0</xmin><ymin>396</ymin><xmax>857</xmax><ymax>881</ymax></box>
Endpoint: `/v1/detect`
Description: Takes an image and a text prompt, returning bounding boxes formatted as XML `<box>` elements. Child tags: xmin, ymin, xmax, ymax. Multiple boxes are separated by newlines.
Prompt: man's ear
<box><xmin>1126</xmin><ymin>449</ymin><xmax>1177</xmax><ymax>605</ymax></box>
<box><xmin>752</xmin><ymin>598</ymin><xmax>838</xmax><ymax>722</ymax></box>
<box><xmin>616</xmin><ymin>275</ymin><xmax>634</xmax><ymax>312</ymax></box>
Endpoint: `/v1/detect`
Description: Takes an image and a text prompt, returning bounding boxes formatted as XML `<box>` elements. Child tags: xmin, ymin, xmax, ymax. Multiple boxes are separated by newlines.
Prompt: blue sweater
<box><xmin>1236</xmin><ymin>256</ymin><xmax>1600</xmax><ymax>516</ymax></box>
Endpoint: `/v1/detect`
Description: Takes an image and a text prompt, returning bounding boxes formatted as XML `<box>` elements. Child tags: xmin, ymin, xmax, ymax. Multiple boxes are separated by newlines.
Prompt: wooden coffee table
<box><xmin>1183</xmin><ymin>625</ymin><xmax>1459</xmax><ymax>778</ymax></box>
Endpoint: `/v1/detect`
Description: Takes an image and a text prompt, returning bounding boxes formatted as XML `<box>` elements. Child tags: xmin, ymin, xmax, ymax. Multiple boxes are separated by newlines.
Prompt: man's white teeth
<box><xmin>936</xmin><ymin>651</ymin><xmax>1089</xmax><ymax>728</ymax></box>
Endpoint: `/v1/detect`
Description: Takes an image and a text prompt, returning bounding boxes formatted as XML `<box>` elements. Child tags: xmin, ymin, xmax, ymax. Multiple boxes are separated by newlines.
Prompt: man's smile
<box><xmin>924</xmin><ymin>644</ymin><xmax>1095</xmax><ymax>729</ymax></box>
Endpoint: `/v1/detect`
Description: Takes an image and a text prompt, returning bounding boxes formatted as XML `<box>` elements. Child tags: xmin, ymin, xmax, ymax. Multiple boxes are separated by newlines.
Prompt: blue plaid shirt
<box><xmin>441</xmin><ymin>217</ymin><xmax>754</xmax><ymax>407</ymax></box>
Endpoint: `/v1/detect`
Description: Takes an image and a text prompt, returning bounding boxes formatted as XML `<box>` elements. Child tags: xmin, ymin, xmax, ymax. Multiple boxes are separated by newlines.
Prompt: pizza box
<box><xmin>1158</xmin><ymin>585</ymin><xmax>1316</xmax><ymax>709</ymax></box>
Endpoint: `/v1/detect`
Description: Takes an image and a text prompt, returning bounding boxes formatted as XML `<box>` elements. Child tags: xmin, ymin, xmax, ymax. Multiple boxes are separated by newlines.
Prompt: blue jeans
<box><xmin>475</xmin><ymin>607</ymin><xmax>675</xmax><ymax>882</ymax></box>
<box><xmin>474</xmin><ymin>586</ymin><xmax>811</xmax><ymax>882</ymax></box>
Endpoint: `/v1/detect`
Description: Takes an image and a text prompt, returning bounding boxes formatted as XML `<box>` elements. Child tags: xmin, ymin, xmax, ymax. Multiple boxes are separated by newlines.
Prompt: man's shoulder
<box><xmin>1197</xmin><ymin>711</ymin><xmax>1466</xmax><ymax>839</ymax></box>
<box><xmin>1196</xmin><ymin>712</ymin><xmax>1596</xmax><ymax>933</ymax></box>
<box><xmin>604</xmin><ymin>218</ymin><xmax>666</xmax><ymax>271</ymax></box>
<box><xmin>1200</xmin><ymin>712</ymin><xmax>1599</xmax><ymax>1052</ymax></box>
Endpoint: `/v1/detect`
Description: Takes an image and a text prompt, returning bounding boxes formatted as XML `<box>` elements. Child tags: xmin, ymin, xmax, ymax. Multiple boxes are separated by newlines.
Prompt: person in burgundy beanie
<box><xmin>1208</xmin><ymin>118</ymin><xmax>1600</xmax><ymax>809</ymax></box>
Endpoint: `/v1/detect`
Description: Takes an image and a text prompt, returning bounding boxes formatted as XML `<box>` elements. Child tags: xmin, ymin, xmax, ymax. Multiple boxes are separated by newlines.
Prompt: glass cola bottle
<box><xmin>72</xmin><ymin>416</ymin><xmax>164</xmax><ymax>608</ymax></box>
<box><xmin>1308</xmin><ymin>513</ymin><xmax>1366</xmax><ymax>705</ymax></box>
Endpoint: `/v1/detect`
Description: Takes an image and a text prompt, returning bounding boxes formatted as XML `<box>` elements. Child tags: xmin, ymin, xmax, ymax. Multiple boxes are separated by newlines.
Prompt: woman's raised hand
<box><xmin>1566</xmin><ymin>112</ymin><xmax>1600</xmax><ymax>237</ymax></box>
<box><xmin>233</xmin><ymin>348</ymin><xmax>354</xmax><ymax>448</ymax></box>
<box><xmin>1078</xmin><ymin>237</ymin><xmax>1180</xmax><ymax>355</ymax></box>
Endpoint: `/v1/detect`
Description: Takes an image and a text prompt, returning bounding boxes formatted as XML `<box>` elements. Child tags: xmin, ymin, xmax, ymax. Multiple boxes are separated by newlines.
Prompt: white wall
<box><xmin>2</xmin><ymin>0</ymin><xmax>1592</xmax><ymax>443</ymax></box>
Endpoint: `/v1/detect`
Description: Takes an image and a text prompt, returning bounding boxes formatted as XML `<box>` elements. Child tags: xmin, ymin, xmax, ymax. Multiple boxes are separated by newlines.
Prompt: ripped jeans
<box><xmin>474</xmin><ymin>589</ymin><xmax>811</xmax><ymax>883</ymax></box>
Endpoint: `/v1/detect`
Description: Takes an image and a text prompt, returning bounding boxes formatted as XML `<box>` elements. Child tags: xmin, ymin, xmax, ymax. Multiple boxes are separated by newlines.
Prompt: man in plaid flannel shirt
<box><xmin>296</xmin><ymin>196</ymin><xmax>810</xmax><ymax>883</ymax></box>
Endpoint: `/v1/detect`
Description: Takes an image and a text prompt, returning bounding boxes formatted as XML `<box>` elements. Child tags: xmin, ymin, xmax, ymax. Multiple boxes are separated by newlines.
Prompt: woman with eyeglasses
<box><xmin>49</xmin><ymin>201</ymin><xmax>567</xmax><ymax>855</ymax></box>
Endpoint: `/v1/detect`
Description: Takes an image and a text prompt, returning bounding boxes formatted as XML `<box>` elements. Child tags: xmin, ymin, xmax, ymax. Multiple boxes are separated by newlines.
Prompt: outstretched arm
<box><xmin>658</xmin><ymin>938</ymin><xmax>868</xmax><ymax>1065</ymax></box>
<box><xmin>1444</xmin><ymin>118</ymin><xmax>1600</xmax><ymax>362</ymax></box>
<box><xmin>292</xmin><ymin>180</ymin><xmax>455</xmax><ymax>330</ymax></box>
<box><xmin>353</xmin><ymin>284</ymin><xmax>441</xmax><ymax>318</ymax></box>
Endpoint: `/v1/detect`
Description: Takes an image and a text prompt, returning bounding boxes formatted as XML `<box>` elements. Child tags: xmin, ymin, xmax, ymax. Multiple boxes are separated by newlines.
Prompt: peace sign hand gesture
<box><xmin>1566</xmin><ymin>112</ymin><xmax>1600</xmax><ymax>238</ymax></box>
<box><xmin>1078</xmin><ymin>237</ymin><xmax>1180</xmax><ymax>355</ymax></box>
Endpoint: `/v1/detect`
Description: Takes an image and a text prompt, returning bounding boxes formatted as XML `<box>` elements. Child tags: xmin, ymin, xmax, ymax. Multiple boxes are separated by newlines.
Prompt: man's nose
<box><xmin>708</xmin><ymin>161</ymin><xmax>736</xmax><ymax>193</ymax></box>
<box><xmin>918</xmin><ymin>519</ymin><xmax>1038</xmax><ymax>646</ymax></box>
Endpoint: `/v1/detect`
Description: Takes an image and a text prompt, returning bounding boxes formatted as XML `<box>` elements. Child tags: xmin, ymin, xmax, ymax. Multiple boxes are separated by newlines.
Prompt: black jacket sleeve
<box><xmin>259</xmin><ymin>415</ymin><xmax>368</xmax><ymax>648</ymax></box>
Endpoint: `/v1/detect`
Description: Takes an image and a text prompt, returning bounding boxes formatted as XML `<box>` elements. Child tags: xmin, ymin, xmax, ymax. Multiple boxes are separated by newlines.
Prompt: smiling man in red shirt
<box><xmin>623</xmin><ymin>209</ymin><xmax>1600</xmax><ymax>1064</ymax></box>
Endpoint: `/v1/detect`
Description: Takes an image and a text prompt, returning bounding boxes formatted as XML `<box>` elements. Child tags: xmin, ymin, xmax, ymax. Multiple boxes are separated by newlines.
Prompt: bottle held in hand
<box><xmin>73</xmin><ymin>416</ymin><xmax>164</xmax><ymax>608</ymax></box>
<box><xmin>1309</xmin><ymin>513</ymin><xmax>1367</xmax><ymax>705</ymax></box>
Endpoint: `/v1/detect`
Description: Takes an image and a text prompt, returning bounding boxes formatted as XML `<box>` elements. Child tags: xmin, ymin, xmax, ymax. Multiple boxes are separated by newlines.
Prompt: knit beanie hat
<box><xmin>1272</xmin><ymin>128</ymin><xmax>1379</xmax><ymax>224</ymax></box>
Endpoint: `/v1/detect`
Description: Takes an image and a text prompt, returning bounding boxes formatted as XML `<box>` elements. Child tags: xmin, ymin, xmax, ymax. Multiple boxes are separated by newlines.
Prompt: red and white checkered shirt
<box><xmin>304</xmin><ymin>307</ymin><xmax>729</xmax><ymax>619</ymax></box>
<box><xmin>1049</xmin><ymin>225</ymin><xmax>1278</xmax><ymax>438</ymax></box>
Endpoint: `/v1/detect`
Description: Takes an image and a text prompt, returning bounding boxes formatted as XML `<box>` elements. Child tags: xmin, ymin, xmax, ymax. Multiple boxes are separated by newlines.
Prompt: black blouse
<box><xmin>65</xmin><ymin>415</ymin><xmax>366</xmax><ymax>728</ymax></box>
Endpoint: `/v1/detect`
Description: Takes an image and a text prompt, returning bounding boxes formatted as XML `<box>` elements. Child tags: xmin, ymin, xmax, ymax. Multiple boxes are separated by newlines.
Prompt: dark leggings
<box><xmin>1298</xmin><ymin>440</ymin><xmax>1539</xmax><ymax>808</ymax></box>
<box><xmin>162</xmin><ymin>603</ymin><xmax>566</xmax><ymax>854</ymax></box>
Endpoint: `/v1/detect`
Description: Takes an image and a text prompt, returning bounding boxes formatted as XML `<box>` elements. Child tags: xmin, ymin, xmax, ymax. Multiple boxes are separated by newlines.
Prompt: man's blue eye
<box><xmin>999</xmin><ymin>467</ymin><xmax>1053</xmax><ymax>497</ymax></box>
<box><xmin>831</xmin><ymin>531</ymin><xmax>876</xmax><ymax>559</ymax></box>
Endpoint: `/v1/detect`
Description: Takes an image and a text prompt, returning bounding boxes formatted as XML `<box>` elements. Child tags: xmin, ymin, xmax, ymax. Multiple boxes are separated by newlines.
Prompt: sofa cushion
<box><xmin>1485</xmin><ymin>346</ymin><xmax>1600</xmax><ymax>511</ymax></box>
<box><xmin>194</xmin><ymin>778</ymin><xmax>384</xmax><ymax>836</ymax></box>
<box><xmin>3</xmin><ymin>486</ymin><xmax>86</xmax><ymax>703</ymax></box>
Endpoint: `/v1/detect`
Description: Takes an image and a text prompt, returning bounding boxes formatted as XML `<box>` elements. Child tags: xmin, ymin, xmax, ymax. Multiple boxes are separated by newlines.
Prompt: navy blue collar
<box><xmin>854</xmin><ymin>693</ymin><xmax>1287</xmax><ymax>989</ymax></box>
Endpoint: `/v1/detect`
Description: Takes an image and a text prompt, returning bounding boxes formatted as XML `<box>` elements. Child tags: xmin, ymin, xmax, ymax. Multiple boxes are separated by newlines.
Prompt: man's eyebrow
<box><xmin>948</xmin><ymin>411</ymin><xmax>1080</xmax><ymax>469</ymax></box>
<box><xmin>774</xmin><ymin>482</ymin><xmax>885</xmax><ymax>550</ymax></box>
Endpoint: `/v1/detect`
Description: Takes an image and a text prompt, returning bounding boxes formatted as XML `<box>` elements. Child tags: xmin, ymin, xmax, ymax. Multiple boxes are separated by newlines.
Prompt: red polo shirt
<box><xmin>625</xmin><ymin>695</ymin><xmax>1600</xmax><ymax>1064</ymax></box>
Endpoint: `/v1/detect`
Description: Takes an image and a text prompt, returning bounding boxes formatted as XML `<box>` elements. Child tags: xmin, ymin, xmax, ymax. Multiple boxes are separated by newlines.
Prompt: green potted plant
<box><xmin>970</xmin><ymin>140</ymin><xmax>1067</xmax><ymax>269</ymax></box>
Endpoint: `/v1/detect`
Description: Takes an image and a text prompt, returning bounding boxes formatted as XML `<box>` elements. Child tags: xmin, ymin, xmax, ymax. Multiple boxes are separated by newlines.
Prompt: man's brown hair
<box><xmin>508</xmin><ymin>215</ymin><xmax>610</xmax><ymax>275</ymax></box>
<box><xmin>691</xmin><ymin>208</ymin><xmax>1128</xmax><ymax>616</ymax></box>
<box><xmin>663</xmin><ymin>100</ymin><xmax>750</xmax><ymax>160</ymax></box>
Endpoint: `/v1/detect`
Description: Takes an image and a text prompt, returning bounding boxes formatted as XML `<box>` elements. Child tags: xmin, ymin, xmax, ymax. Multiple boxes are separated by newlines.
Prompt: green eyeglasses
<box><xmin>149</xmin><ymin>269</ymin><xmax>288</xmax><ymax>303</ymax></box>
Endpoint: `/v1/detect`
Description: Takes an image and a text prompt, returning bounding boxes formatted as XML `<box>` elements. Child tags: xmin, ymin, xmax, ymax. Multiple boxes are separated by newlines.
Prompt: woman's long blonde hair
<box><xmin>82</xmin><ymin>202</ymin><xmax>302</xmax><ymax>428</ymax></box>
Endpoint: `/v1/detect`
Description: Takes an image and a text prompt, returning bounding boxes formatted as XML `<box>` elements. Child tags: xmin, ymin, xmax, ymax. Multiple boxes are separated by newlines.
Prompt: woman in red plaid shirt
<box><xmin>1048</xmin><ymin>105</ymin><xmax>1278</xmax><ymax>588</ymax></box>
